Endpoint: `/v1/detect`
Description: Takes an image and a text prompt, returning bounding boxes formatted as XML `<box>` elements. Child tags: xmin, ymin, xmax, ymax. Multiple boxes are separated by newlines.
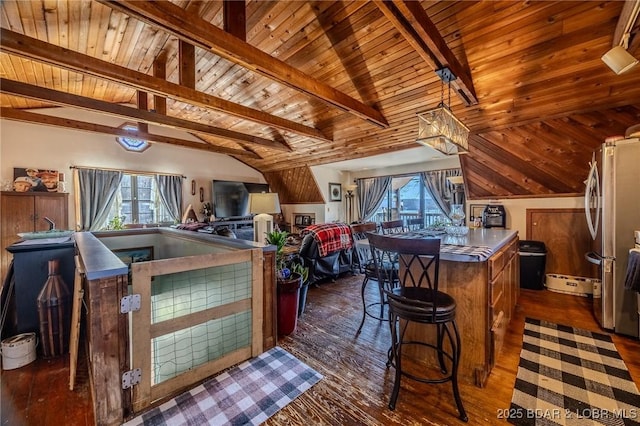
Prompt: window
<box><xmin>106</xmin><ymin>174</ymin><xmax>174</xmax><ymax>227</ymax></box>
<box><xmin>370</xmin><ymin>175</ymin><xmax>444</xmax><ymax>227</ymax></box>
<box><xmin>116</xmin><ymin>123</ymin><xmax>150</xmax><ymax>152</ymax></box>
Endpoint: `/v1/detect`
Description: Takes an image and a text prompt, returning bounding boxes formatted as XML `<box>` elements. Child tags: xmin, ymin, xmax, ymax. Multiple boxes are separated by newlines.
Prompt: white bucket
<box><xmin>1</xmin><ymin>333</ymin><xmax>37</xmax><ymax>370</ymax></box>
<box><xmin>545</xmin><ymin>274</ymin><xmax>599</xmax><ymax>297</ymax></box>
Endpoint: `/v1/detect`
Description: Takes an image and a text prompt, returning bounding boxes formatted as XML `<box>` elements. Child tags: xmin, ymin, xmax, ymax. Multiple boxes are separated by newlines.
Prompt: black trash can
<box><xmin>519</xmin><ymin>240</ymin><xmax>547</xmax><ymax>290</ymax></box>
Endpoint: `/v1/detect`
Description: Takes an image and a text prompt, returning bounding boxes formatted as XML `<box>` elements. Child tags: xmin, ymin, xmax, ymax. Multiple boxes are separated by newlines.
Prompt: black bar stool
<box><xmin>367</xmin><ymin>232</ymin><xmax>468</xmax><ymax>422</ymax></box>
<box><xmin>406</xmin><ymin>217</ymin><xmax>424</xmax><ymax>231</ymax></box>
<box><xmin>380</xmin><ymin>219</ymin><xmax>406</xmax><ymax>234</ymax></box>
<box><xmin>350</xmin><ymin>223</ymin><xmax>392</xmax><ymax>335</ymax></box>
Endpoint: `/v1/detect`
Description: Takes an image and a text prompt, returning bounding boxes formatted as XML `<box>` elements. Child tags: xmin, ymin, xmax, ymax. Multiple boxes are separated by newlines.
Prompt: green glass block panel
<box><xmin>151</xmin><ymin>262</ymin><xmax>252</xmax><ymax>324</ymax></box>
<box><xmin>151</xmin><ymin>310</ymin><xmax>251</xmax><ymax>385</ymax></box>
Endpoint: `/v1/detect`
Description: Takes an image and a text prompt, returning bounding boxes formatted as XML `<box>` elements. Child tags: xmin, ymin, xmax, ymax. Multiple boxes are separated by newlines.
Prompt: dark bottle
<box><xmin>37</xmin><ymin>259</ymin><xmax>71</xmax><ymax>358</ymax></box>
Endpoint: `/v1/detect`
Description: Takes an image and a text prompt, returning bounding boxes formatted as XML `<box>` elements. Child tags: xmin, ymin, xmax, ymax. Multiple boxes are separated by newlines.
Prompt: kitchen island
<box><xmin>388</xmin><ymin>228</ymin><xmax>519</xmax><ymax>387</ymax></box>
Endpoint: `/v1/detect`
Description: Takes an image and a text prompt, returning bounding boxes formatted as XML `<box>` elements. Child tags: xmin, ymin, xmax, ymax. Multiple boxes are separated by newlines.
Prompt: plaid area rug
<box><xmin>508</xmin><ymin>318</ymin><xmax>640</xmax><ymax>426</ymax></box>
<box><xmin>124</xmin><ymin>346</ymin><xmax>323</xmax><ymax>426</ymax></box>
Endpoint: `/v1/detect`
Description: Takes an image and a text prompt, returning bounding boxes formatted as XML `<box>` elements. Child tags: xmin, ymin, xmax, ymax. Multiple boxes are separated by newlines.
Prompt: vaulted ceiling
<box><xmin>1</xmin><ymin>1</ymin><xmax>639</xmax><ymax>201</ymax></box>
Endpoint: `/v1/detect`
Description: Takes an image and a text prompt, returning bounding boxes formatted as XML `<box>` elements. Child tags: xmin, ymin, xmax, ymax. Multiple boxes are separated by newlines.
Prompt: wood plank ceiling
<box><xmin>1</xmin><ymin>1</ymin><xmax>639</xmax><ymax>201</ymax></box>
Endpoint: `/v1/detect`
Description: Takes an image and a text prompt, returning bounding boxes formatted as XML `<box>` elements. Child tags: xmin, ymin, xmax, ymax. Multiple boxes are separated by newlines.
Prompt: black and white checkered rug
<box><xmin>509</xmin><ymin>318</ymin><xmax>640</xmax><ymax>426</ymax></box>
<box><xmin>124</xmin><ymin>346</ymin><xmax>323</xmax><ymax>426</ymax></box>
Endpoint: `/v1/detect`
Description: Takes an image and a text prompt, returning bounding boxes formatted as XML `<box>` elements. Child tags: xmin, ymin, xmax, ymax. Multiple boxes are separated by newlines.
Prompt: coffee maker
<box><xmin>482</xmin><ymin>204</ymin><xmax>506</xmax><ymax>228</ymax></box>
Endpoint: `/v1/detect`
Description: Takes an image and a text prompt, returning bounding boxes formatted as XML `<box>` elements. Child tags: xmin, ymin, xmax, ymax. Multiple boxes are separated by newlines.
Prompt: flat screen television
<box><xmin>212</xmin><ymin>180</ymin><xmax>270</xmax><ymax>219</ymax></box>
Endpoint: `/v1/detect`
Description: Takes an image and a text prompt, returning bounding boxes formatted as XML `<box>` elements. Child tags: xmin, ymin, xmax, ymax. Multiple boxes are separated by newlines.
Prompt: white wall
<box><xmin>345</xmin><ymin>156</ymin><xmax>584</xmax><ymax>239</ymax></box>
<box><xmin>0</xmin><ymin>107</ymin><xmax>264</xmax><ymax>229</ymax></box>
<box><xmin>348</xmin><ymin>156</ymin><xmax>461</xmax><ymax>180</ymax></box>
<box><xmin>484</xmin><ymin>196</ymin><xmax>583</xmax><ymax>239</ymax></box>
<box><xmin>310</xmin><ymin>166</ymin><xmax>350</xmax><ymax>223</ymax></box>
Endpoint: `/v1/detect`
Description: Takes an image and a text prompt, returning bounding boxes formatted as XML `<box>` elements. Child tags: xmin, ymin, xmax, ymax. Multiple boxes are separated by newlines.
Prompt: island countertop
<box><xmin>359</xmin><ymin>228</ymin><xmax>518</xmax><ymax>262</ymax></box>
<box><xmin>436</xmin><ymin>228</ymin><xmax>518</xmax><ymax>262</ymax></box>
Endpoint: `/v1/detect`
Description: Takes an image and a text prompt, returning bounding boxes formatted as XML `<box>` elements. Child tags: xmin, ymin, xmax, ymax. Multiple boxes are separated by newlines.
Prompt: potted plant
<box><xmin>265</xmin><ymin>229</ymin><xmax>309</xmax><ymax>335</ymax></box>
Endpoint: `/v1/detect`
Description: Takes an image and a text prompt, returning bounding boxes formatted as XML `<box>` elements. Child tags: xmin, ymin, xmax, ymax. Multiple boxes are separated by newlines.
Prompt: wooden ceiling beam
<box><xmin>0</xmin><ymin>78</ymin><xmax>291</xmax><ymax>152</ymax></box>
<box><xmin>224</xmin><ymin>0</ymin><xmax>246</xmax><ymax>41</ymax></box>
<box><xmin>136</xmin><ymin>91</ymin><xmax>149</xmax><ymax>134</ymax></box>
<box><xmin>612</xmin><ymin>0</ymin><xmax>640</xmax><ymax>47</ymax></box>
<box><xmin>0</xmin><ymin>107</ymin><xmax>260</xmax><ymax>158</ymax></box>
<box><xmin>153</xmin><ymin>54</ymin><xmax>167</xmax><ymax>115</ymax></box>
<box><xmin>179</xmin><ymin>41</ymin><xmax>196</xmax><ymax>90</ymax></box>
<box><xmin>98</xmin><ymin>0</ymin><xmax>389</xmax><ymax>128</ymax></box>
<box><xmin>374</xmin><ymin>0</ymin><xmax>478</xmax><ymax>106</ymax></box>
<box><xmin>0</xmin><ymin>28</ymin><xmax>329</xmax><ymax>143</ymax></box>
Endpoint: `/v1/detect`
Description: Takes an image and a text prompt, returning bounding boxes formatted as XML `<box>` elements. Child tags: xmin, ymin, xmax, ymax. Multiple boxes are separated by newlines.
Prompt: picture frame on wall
<box><xmin>329</xmin><ymin>182</ymin><xmax>342</xmax><ymax>202</ymax></box>
<box><xmin>13</xmin><ymin>167</ymin><xmax>60</xmax><ymax>192</ymax></box>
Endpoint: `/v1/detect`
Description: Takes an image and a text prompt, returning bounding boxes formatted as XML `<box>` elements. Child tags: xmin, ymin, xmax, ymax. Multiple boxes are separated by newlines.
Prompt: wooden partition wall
<box><xmin>75</xmin><ymin>230</ymin><xmax>276</xmax><ymax>426</ymax></box>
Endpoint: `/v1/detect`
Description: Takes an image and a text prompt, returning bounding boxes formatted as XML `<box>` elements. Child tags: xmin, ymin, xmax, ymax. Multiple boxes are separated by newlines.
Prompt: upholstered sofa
<box><xmin>298</xmin><ymin>223</ymin><xmax>354</xmax><ymax>285</ymax></box>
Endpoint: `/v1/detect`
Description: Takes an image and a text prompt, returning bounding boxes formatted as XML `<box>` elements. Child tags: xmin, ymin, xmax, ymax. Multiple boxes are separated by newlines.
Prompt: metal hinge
<box><xmin>120</xmin><ymin>294</ymin><xmax>141</xmax><ymax>313</ymax></box>
<box><xmin>122</xmin><ymin>368</ymin><xmax>141</xmax><ymax>389</ymax></box>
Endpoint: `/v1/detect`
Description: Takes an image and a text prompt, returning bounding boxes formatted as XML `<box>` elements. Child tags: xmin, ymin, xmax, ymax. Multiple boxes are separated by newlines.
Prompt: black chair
<box><xmin>367</xmin><ymin>233</ymin><xmax>467</xmax><ymax>422</ymax></box>
<box><xmin>380</xmin><ymin>219</ymin><xmax>405</xmax><ymax>234</ymax></box>
<box><xmin>350</xmin><ymin>222</ymin><xmax>390</xmax><ymax>335</ymax></box>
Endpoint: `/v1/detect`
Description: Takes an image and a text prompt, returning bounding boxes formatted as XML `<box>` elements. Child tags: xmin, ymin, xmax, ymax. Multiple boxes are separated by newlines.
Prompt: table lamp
<box><xmin>249</xmin><ymin>192</ymin><xmax>281</xmax><ymax>243</ymax></box>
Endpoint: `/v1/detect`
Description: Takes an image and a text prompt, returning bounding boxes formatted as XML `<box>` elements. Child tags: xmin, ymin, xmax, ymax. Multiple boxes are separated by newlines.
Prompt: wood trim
<box><xmin>152</xmin><ymin>56</ymin><xmax>167</xmax><ymax>116</ymax></box>
<box><xmin>178</xmin><ymin>41</ymin><xmax>196</xmax><ymax>90</ymax></box>
<box><xmin>0</xmin><ymin>78</ymin><xmax>290</xmax><ymax>152</ymax></box>
<box><xmin>0</xmin><ymin>28</ymin><xmax>330</xmax><ymax>143</ymax></box>
<box><xmin>224</xmin><ymin>0</ymin><xmax>246</xmax><ymax>41</ymax></box>
<box><xmin>612</xmin><ymin>0</ymin><xmax>640</xmax><ymax>48</ymax></box>
<box><xmin>0</xmin><ymin>107</ymin><xmax>259</xmax><ymax>158</ymax></box>
<box><xmin>467</xmin><ymin>193</ymin><xmax>584</xmax><ymax>201</ymax></box>
<box><xmin>374</xmin><ymin>0</ymin><xmax>477</xmax><ymax>106</ymax></box>
<box><xmin>100</xmin><ymin>0</ymin><xmax>389</xmax><ymax>128</ymax></box>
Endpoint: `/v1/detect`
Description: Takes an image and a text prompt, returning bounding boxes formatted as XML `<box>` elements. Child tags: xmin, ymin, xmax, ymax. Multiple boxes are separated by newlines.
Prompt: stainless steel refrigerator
<box><xmin>585</xmin><ymin>137</ymin><xmax>640</xmax><ymax>337</ymax></box>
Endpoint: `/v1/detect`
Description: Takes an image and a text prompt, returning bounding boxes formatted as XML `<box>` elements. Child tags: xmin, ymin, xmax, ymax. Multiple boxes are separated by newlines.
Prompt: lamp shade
<box><xmin>344</xmin><ymin>184</ymin><xmax>357</xmax><ymax>193</ymax></box>
<box><xmin>249</xmin><ymin>192</ymin><xmax>281</xmax><ymax>215</ymax></box>
<box><xmin>447</xmin><ymin>175</ymin><xmax>464</xmax><ymax>185</ymax></box>
<box><xmin>601</xmin><ymin>45</ymin><xmax>638</xmax><ymax>75</ymax></box>
<box><xmin>416</xmin><ymin>106</ymin><xmax>469</xmax><ymax>155</ymax></box>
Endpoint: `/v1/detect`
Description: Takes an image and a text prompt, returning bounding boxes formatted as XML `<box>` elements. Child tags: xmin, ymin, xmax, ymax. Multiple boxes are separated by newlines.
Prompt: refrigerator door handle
<box><xmin>585</xmin><ymin>251</ymin><xmax>603</xmax><ymax>265</ymax></box>
<box><xmin>584</xmin><ymin>159</ymin><xmax>600</xmax><ymax>240</ymax></box>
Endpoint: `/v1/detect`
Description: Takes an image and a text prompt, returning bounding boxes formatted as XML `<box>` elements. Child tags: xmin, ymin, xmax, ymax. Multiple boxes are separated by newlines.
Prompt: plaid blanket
<box><xmin>301</xmin><ymin>223</ymin><xmax>353</xmax><ymax>257</ymax></box>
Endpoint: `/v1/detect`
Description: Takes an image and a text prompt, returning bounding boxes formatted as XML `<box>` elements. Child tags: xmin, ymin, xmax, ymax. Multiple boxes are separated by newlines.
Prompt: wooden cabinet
<box><xmin>1</xmin><ymin>191</ymin><xmax>69</xmax><ymax>283</ymax></box>
<box><xmin>489</xmin><ymin>237</ymin><xmax>519</xmax><ymax>369</ymax></box>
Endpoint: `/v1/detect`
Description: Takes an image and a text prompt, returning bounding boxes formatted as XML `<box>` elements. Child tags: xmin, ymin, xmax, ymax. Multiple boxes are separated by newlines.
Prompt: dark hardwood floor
<box><xmin>2</xmin><ymin>273</ymin><xmax>639</xmax><ymax>425</ymax></box>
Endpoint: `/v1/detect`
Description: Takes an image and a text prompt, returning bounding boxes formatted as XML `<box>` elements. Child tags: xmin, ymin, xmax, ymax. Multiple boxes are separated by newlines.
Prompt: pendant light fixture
<box><xmin>416</xmin><ymin>67</ymin><xmax>469</xmax><ymax>155</ymax></box>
